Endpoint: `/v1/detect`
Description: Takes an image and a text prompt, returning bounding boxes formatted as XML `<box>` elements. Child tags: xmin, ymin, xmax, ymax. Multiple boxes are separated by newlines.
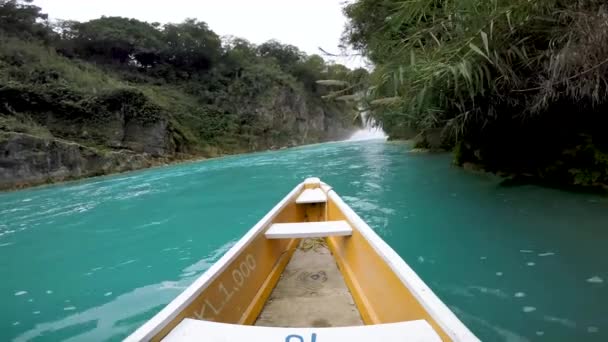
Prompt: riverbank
<box><xmin>0</xmin><ymin>2</ymin><xmax>362</xmax><ymax>191</ymax></box>
<box><xmin>342</xmin><ymin>0</ymin><xmax>608</xmax><ymax>193</ymax></box>
<box><xmin>394</xmin><ymin>138</ymin><xmax>608</xmax><ymax>193</ymax></box>
<box><xmin>0</xmin><ymin>134</ymin><xmax>357</xmax><ymax>192</ymax></box>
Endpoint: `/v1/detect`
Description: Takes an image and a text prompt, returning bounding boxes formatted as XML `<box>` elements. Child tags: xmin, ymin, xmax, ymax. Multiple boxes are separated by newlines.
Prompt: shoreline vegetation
<box><xmin>340</xmin><ymin>0</ymin><xmax>608</xmax><ymax>191</ymax></box>
<box><xmin>398</xmin><ymin>137</ymin><xmax>608</xmax><ymax>193</ymax></box>
<box><xmin>3</xmin><ymin>0</ymin><xmax>608</xmax><ymax>193</ymax></box>
<box><xmin>393</xmin><ymin>136</ymin><xmax>608</xmax><ymax>193</ymax></box>
<box><xmin>0</xmin><ymin>0</ymin><xmax>367</xmax><ymax>191</ymax></box>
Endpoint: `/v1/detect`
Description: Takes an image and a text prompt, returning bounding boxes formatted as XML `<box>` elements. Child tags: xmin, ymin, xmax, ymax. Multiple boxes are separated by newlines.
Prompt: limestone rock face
<box><xmin>0</xmin><ymin>84</ymin><xmax>355</xmax><ymax>190</ymax></box>
<box><xmin>0</xmin><ymin>132</ymin><xmax>153</xmax><ymax>190</ymax></box>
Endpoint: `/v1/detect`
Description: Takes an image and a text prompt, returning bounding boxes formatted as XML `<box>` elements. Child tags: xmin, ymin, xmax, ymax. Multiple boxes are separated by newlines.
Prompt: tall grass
<box><xmin>346</xmin><ymin>0</ymin><xmax>608</xmax><ymax>140</ymax></box>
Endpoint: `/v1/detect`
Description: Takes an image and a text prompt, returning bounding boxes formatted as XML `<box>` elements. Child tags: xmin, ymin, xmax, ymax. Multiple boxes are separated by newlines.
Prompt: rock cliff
<box><xmin>0</xmin><ymin>132</ymin><xmax>156</xmax><ymax>190</ymax></box>
<box><xmin>0</xmin><ymin>11</ymin><xmax>360</xmax><ymax>190</ymax></box>
<box><xmin>0</xmin><ymin>84</ymin><xmax>355</xmax><ymax>190</ymax></box>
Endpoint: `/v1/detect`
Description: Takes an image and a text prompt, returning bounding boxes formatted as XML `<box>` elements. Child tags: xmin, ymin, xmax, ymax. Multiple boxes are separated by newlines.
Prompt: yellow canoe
<box><xmin>126</xmin><ymin>178</ymin><xmax>479</xmax><ymax>341</ymax></box>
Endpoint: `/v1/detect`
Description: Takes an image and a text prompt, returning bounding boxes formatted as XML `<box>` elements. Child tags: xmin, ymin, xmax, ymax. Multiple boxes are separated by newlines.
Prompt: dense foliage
<box><xmin>0</xmin><ymin>0</ymin><xmax>359</xmax><ymax>159</ymax></box>
<box><xmin>342</xmin><ymin>0</ymin><xmax>608</xmax><ymax>187</ymax></box>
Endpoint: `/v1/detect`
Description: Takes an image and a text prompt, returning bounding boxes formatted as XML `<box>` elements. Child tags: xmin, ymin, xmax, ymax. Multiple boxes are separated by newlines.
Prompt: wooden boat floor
<box><xmin>254</xmin><ymin>242</ymin><xmax>363</xmax><ymax>328</ymax></box>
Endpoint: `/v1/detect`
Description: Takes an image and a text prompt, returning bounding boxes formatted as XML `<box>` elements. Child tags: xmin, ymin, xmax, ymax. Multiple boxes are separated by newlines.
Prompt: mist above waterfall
<box><xmin>348</xmin><ymin>112</ymin><xmax>388</xmax><ymax>141</ymax></box>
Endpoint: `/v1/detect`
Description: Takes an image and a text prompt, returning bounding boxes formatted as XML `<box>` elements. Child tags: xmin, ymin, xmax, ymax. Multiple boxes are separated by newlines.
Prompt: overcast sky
<box><xmin>33</xmin><ymin>0</ymin><xmax>367</xmax><ymax>68</ymax></box>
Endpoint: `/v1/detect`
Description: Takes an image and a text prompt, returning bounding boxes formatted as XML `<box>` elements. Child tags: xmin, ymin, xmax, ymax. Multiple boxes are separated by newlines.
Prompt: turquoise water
<box><xmin>1</xmin><ymin>140</ymin><xmax>607</xmax><ymax>341</ymax></box>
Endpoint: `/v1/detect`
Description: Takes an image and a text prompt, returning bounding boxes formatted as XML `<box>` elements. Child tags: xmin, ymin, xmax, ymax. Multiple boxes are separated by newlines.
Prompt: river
<box><xmin>1</xmin><ymin>140</ymin><xmax>606</xmax><ymax>341</ymax></box>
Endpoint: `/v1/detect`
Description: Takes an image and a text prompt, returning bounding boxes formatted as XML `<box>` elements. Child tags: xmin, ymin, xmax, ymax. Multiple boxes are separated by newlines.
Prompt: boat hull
<box><xmin>126</xmin><ymin>179</ymin><xmax>479</xmax><ymax>341</ymax></box>
<box><xmin>127</xmin><ymin>184</ymin><xmax>305</xmax><ymax>341</ymax></box>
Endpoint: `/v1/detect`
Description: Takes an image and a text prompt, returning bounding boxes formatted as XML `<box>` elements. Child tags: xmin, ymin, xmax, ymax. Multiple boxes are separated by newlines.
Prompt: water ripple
<box><xmin>2</xmin><ymin>140</ymin><xmax>607</xmax><ymax>342</ymax></box>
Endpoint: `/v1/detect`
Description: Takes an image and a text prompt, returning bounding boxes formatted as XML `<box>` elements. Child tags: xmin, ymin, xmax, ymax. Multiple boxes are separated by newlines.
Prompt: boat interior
<box><xmin>128</xmin><ymin>178</ymin><xmax>477</xmax><ymax>342</ymax></box>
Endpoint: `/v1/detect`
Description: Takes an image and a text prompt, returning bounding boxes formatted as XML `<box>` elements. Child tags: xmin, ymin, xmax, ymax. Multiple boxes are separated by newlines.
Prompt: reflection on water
<box><xmin>1</xmin><ymin>140</ymin><xmax>607</xmax><ymax>341</ymax></box>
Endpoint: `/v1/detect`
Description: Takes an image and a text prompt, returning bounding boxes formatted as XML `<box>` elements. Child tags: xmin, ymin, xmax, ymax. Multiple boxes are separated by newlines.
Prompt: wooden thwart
<box><xmin>265</xmin><ymin>221</ymin><xmax>352</xmax><ymax>239</ymax></box>
<box><xmin>296</xmin><ymin>188</ymin><xmax>327</xmax><ymax>204</ymax></box>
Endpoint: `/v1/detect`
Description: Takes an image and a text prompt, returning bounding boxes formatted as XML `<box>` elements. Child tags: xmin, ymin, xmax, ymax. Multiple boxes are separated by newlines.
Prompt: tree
<box><xmin>161</xmin><ymin>19</ymin><xmax>222</xmax><ymax>73</ymax></box>
<box><xmin>291</xmin><ymin>54</ymin><xmax>326</xmax><ymax>93</ymax></box>
<box><xmin>221</xmin><ymin>36</ymin><xmax>259</xmax><ymax>75</ymax></box>
<box><xmin>0</xmin><ymin>0</ymin><xmax>53</xmax><ymax>42</ymax></box>
<box><xmin>257</xmin><ymin>40</ymin><xmax>305</xmax><ymax>71</ymax></box>
<box><xmin>326</xmin><ymin>63</ymin><xmax>350</xmax><ymax>80</ymax></box>
<box><xmin>342</xmin><ymin>0</ymin><xmax>608</xmax><ymax>186</ymax></box>
<box><xmin>65</xmin><ymin>16</ymin><xmax>163</xmax><ymax>65</ymax></box>
<box><xmin>341</xmin><ymin>0</ymin><xmax>395</xmax><ymax>64</ymax></box>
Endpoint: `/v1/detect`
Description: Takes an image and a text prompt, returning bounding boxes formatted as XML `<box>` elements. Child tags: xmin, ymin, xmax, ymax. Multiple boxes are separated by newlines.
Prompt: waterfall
<box><xmin>348</xmin><ymin>111</ymin><xmax>388</xmax><ymax>141</ymax></box>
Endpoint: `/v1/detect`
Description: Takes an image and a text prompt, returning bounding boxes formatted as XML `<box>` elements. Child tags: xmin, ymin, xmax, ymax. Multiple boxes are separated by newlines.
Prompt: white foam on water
<box><xmin>523</xmin><ymin>306</ymin><xmax>536</xmax><ymax>313</ymax></box>
<box><xmin>442</xmin><ymin>285</ymin><xmax>475</xmax><ymax>298</ymax></box>
<box><xmin>46</xmin><ymin>290</ymin><xmax>52</xmax><ymax>294</ymax></box>
<box><xmin>135</xmin><ymin>220</ymin><xmax>168</xmax><ymax>230</ymax></box>
<box><xmin>536</xmin><ymin>331</ymin><xmax>544</xmax><ymax>336</ymax></box>
<box><xmin>28</xmin><ymin>299</ymin><xmax>34</xmax><ymax>302</ymax></box>
<box><xmin>116</xmin><ymin>259</ymin><xmax>136</xmax><ymax>267</ymax></box>
<box><xmin>63</xmin><ymin>306</ymin><xmax>76</xmax><ymax>311</ymax></box>
<box><xmin>417</xmin><ymin>256</ymin><xmax>425</xmax><ymax>263</ymax></box>
<box><xmin>469</xmin><ymin>286</ymin><xmax>508</xmax><ymax>298</ymax></box>
<box><xmin>538</xmin><ymin>252</ymin><xmax>555</xmax><ymax>257</ymax></box>
<box><xmin>496</xmin><ymin>272</ymin><xmax>503</xmax><ymax>276</ymax></box>
<box><xmin>587</xmin><ymin>276</ymin><xmax>603</xmax><ymax>284</ymax></box>
<box><xmin>451</xmin><ymin>307</ymin><xmax>529</xmax><ymax>342</ymax></box>
<box><xmin>587</xmin><ymin>326</ymin><xmax>599</xmax><ymax>333</ymax></box>
<box><xmin>514</xmin><ymin>292</ymin><xmax>526</xmax><ymax>298</ymax></box>
<box><xmin>349</xmin><ymin>129</ymin><xmax>387</xmax><ymax>141</ymax></box>
<box><xmin>348</xmin><ymin>111</ymin><xmax>388</xmax><ymax>141</ymax></box>
<box><xmin>104</xmin><ymin>292</ymin><xmax>112</xmax><ymax>297</ymax></box>
<box><xmin>365</xmin><ymin>182</ymin><xmax>382</xmax><ymax>190</ymax></box>
<box><xmin>544</xmin><ymin>315</ymin><xmax>577</xmax><ymax>328</ymax></box>
<box><xmin>519</xmin><ymin>249</ymin><xmax>534</xmax><ymax>253</ymax></box>
<box><xmin>13</xmin><ymin>322</ymin><xmax>20</xmax><ymax>326</ymax></box>
<box><xmin>33</xmin><ymin>311</ymin><xmax>40</xmax><ymax>315</ymax></box>
<box><xmin>480</xmin><ymin>256</ymin><xmax>487</xmax><ymax>260</ymax></box>
<box><xmin>158</xmin><ymin>281</ymin><xmax>184</xmax><ymax>290</ymax></box>
<box><xmin>15</xmin><ymin>291</ymin><xmax>27</xmax><ymax>296</ymax></box>
<box><xmin>527</xmin><ymin>262</ymin><xmax>536</xmax><ymax>266</ymax></box>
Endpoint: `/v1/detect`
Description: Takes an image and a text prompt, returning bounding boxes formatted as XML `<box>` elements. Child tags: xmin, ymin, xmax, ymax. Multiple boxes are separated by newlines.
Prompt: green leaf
<box><xmin>481</xmin><ymin>31</ymin><xmax>489</xmax><ymax>55</ymax></box>
<box><xmin>506</xmin><ymin>11</ymin><xmax>513</xmax><ymax>31</ymax></box>
<box><xmin>469</xmin><ymin>43</ymin><xmax>493</xmax><ymax>64</ymax></box>
<box><xmin>429</xmin><ymin>32</ymin><xmax>441</xmax><ymax>46</ymax></box>
<box><xmin>468</xmin><ymin>43</ymin><xmax>486</xmax><ymax>59</ymax></box>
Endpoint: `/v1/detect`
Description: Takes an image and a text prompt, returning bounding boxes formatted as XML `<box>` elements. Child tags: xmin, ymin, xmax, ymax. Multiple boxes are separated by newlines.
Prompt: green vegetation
<box><xmin>342</xmin><ymin>0</ymin><xmax>608</xmax><ymax>188</ymax></box>
<box><xmin>0</xmin><ymin>0</ymin><xmax>361</xmax><ymax>163</ymax></box>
